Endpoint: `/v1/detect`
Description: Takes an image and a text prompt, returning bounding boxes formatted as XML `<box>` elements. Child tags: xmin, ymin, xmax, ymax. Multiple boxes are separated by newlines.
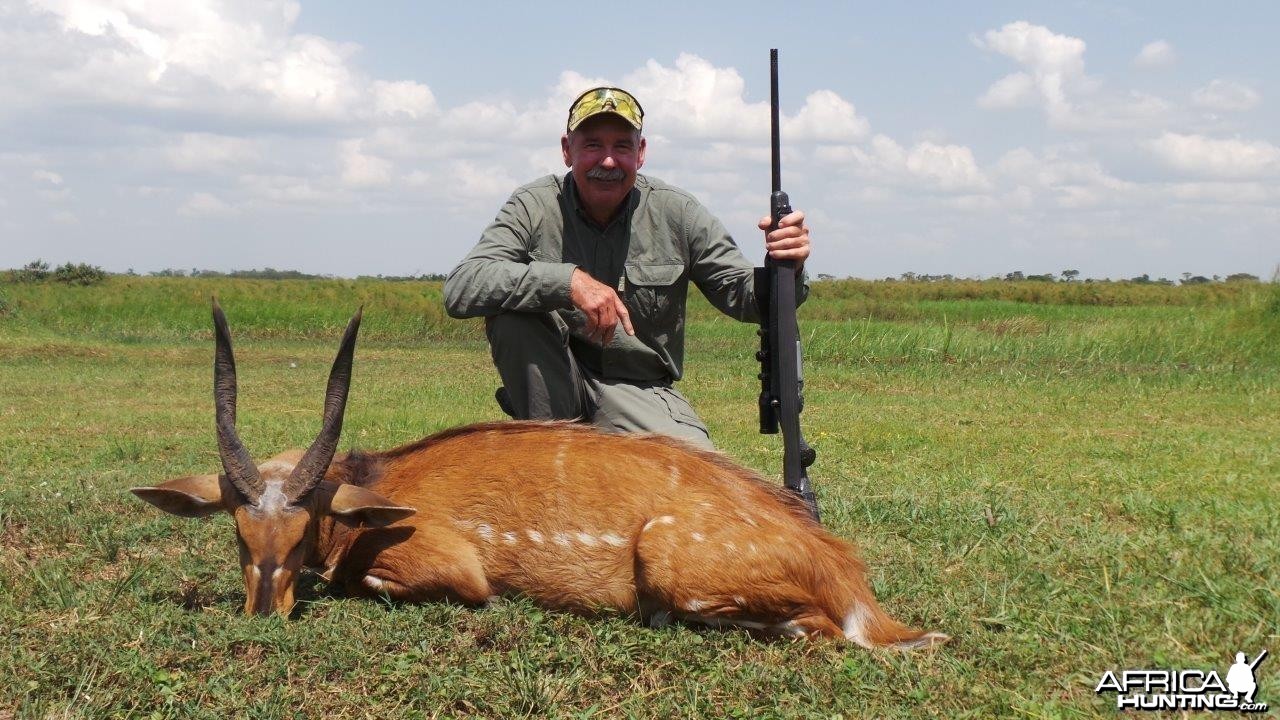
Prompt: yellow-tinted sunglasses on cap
<box><xmin>566</xmin><ymin>87</ymin><xmax>644</xmax><ymax>132</ymax></box>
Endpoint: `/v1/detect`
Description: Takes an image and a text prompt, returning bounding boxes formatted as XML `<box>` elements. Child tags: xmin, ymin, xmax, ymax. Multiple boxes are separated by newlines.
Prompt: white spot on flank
<box><xmin>526</xmin><ymin>530</ymin><xmax>544</xmax><ymax>543</ymax></box>
<box><xmin>667</xmin><ymin>464</ymin><xmax>681</xmax><ymax>488</ymax></box>
<box><xmin>600</xmin><ymin>533</ymin><xmax>626</xmax><ymax>547</ymax></box>
<box><xmin>699</xmin><ymin>501</ymin><xmax>712</xmax><ymax>509</ymax></box>
<box><xmin>502</xmin><ymin>532</ymin><xmax>517</xmax><ymax>545</ymax></box>
<box><xmin>553</xmin><ymin>532</ymin><xmax>571</xmax><ymax>547</ymax></box>
<box><xmin>554</xmin><ymin>442</ymin><xmax>568</xmax><ymax>480</ymax></box>
<box><xmin>575</xmin><ymin>532</ymin><xmax>597</xmax><ymax>547</ymax></box>
<box><xmin>363</xmin><ymin>575</ymin><xmax>384</xmax><ymax>590</ymax></box>
<box><xmin>642</xmin><ymin>515</ymin><xmax>676</xmax><ymax>532</ymax></box>
<box><xmin>691</xmin><ymin>532</ymin><xmax>705</xmax><ymax>542</ymax></box>
<box><xmin>723</xmin><ymin>541</ymin><xmax>738</xmax><ymax>552</ymax></box>
<box><xmin>476</xmin><ymin>524</ymin><xmax>494</xmax><ymax>542</ymax></box>
<box><xmin>733</xmin><ymin>595</ymin><xmax>746</xmax><ymax>606</ymax></box>
<box><xmin>843</xmin><ymin>603</ymin><xmax>874</xmax><ymax>649</ymax></box>
<box><xmin>684</xmin><ymin>599</ymin><xmax>708</xmax><ymax>612</ymax></box>
<box><xmin>747</xmin><ymin>543</ymin><xmax>758</xmax><ymax>554</ymax></box>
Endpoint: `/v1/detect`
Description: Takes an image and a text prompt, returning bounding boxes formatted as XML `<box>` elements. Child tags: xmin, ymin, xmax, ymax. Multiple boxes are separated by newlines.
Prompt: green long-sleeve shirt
<box><xmin>444</xmin><ymin>173</ymin><xmax>807</xmax><ymax>382</ymax></box>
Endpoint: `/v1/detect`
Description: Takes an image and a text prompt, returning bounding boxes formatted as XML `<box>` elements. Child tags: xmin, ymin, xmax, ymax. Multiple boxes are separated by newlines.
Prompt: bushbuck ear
<box><xmin>327</xmin><ymin>483</ymin><xmax>415</xmax><ymax>527</ymax></box>
<box><xmin>130</xmin><ymin>474</ymin><xmax>226</xmax><ymax>518</ymax></box>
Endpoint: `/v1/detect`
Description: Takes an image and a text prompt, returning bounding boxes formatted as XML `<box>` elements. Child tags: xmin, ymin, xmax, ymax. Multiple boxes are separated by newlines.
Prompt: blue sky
<box><xmin>3</xmin><ymin>1</ymin><xmax>1277</xmax><ymax>279</ymax></box>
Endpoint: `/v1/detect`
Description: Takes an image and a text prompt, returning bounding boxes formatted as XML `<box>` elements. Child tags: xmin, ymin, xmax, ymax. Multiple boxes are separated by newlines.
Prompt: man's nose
<box><xmin>600</xmin><ymin>154</ymin><xmax>617</xmax><ymax>169</ymax></box>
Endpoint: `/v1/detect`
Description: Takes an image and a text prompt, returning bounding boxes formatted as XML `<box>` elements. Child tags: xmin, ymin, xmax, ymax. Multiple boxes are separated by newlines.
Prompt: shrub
<box><xmin>7</xmin><ymin>260</ymin><xmax>51</xmax><ymax>283</ymax></box>
<box><xmin>51</xmin><ymin>262</ymin><xmax>107</xmax><ymax>286</ymax></box>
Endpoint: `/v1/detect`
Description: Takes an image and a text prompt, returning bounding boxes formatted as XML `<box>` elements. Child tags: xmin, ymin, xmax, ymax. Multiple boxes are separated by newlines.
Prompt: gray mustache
<box><xmin>586</xmin><ymin>167</ymin><xmax>625</xmax><ymax>182</ymax></box>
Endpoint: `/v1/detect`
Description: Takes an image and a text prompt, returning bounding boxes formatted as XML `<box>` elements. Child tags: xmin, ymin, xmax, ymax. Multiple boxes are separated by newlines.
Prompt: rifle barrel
<box><xmin>770</xmin><ymin>48</ymin><xmax>781</xmax><ymax>195</ymax></box>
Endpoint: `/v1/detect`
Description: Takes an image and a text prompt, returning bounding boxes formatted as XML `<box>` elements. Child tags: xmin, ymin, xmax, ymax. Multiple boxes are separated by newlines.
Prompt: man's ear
<box><xmin>130</xmin><ymin>474</ymin><xmax>226</xmax><ymax>518</ymax></box>
<box><xmin>637</xmin><ymin>134</ymin><xmax>646</xmax><ymax>170</ymax></box>
<box><xmin>326</xmin><ymin>483</ymin><xmax>416</xmax><ymax>527</ymax></box>
<box><xmin>561</xmin><ymin>133</ymin><xmax>573</xmax><ymax>167</ymax></box>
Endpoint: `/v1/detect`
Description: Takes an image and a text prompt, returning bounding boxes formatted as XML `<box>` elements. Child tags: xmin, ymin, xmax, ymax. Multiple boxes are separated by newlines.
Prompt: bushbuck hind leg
<box><xmin>631</xmin><ymin>514</ymin><xmax>839</xmax><ymax>638</ymax></box>
<box><xmin>342</xmin><ymin>525</ymin><xmax>492</xmax><ymax>605</ymax></box>
<box><xmin>632</xmin><ymin>513</ymin><xmax>947</xmax><ymax>648</ymax></box>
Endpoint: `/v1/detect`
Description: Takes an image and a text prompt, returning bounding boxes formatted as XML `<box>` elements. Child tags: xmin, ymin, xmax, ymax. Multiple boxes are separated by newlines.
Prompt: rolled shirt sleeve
<box><xmin>443</xmin><ymin>191</ymin><xmax>578</xmax><ymax>318</ymax></box>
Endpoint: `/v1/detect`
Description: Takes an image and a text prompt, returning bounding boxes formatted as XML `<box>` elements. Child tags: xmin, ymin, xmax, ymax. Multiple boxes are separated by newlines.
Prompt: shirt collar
<box><xmin>565</xmin><ymin>173</ymin><xmax>641</xmax><ymax>231</ymax></box>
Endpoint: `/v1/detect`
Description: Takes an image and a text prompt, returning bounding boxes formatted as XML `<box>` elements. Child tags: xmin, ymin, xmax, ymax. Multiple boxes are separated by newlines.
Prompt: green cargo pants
<box><xmin>484</xmin><ymin>312</ymin><xmax>714</xmax><ymax>450</ymax></box>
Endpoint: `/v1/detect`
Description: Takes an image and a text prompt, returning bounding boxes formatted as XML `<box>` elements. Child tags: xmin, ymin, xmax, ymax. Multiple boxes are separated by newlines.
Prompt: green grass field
<box><xmin>1</xmin><ymin>277</ymin><xmax>1276</xmax><ymax>718</ymax></box>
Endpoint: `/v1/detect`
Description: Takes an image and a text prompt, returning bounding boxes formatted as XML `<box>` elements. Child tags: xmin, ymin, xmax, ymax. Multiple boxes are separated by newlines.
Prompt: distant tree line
<box><xmin>138</xmin><ymin>267</ymin><xmax>448</xmax><ymax>281</ymax></box>
<box><xmin>809</xmin><ymin>269</ymin><xmax>1263</xmax><ymax>285</ymax></box>
<box><xmin>143</xmin><ymin>267</ymin><xmax>330</xmax><ymax>280</ymax></box>
<box><xmin>3</xmin><ymin>260</ymin><xmax>1266</xmax><ymax>287</ymax></box>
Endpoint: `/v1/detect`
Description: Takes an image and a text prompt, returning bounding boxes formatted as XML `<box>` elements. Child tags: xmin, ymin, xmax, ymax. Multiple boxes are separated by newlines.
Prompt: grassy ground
<box><xmin>0</xmin><ymin>278</ymin><xmax>1277</xmax><ymax>718</ymax></box>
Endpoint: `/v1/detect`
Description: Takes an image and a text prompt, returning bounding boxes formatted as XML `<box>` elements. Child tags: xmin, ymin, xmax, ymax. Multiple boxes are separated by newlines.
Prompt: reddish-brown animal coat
<box><xmin>312</xmin><ymin>421</ymin><xmax>942</xmax><ymax>647</ymax></box>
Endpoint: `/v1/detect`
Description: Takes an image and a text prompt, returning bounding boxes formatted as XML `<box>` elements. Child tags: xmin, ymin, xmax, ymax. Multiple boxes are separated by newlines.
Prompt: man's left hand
<box><xmin>758</xmin><ymin>210</ymin><xmax>810</xmax><ymax>270</ymax></box>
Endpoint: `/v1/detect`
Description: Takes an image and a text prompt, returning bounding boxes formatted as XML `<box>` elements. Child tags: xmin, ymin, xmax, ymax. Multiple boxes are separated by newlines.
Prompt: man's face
<box><xmin>561</xmin><ymin>114</ymin><xmax>646</xmax><ymax>224</ymax></box>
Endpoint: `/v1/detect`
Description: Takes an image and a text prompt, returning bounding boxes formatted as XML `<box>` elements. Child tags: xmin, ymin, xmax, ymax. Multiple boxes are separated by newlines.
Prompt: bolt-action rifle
<box><xmin>756</xmin><ymin>49</ymin><xmax>819</xmax><ymax>521</ymax></box>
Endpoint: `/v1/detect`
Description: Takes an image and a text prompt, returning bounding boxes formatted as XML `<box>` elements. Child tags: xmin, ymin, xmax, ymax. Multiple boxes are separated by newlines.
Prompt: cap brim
<box><xmin>568</xmin><ymin>110</ymin><xmax>642</xmax><ymax>132</ymax></box>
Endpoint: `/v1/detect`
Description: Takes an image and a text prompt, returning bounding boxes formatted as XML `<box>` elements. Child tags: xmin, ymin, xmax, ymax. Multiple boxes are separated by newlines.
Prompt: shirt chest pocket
<box><xmin>624</xmin><ymin>262</ymin><xmax>686</xmax><ymax>324</ymax></box>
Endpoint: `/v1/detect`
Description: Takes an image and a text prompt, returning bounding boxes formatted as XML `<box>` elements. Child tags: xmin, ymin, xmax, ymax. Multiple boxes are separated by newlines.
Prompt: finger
<box><xmin>599</xmin><ymin>305</ymin><xmax>617</xmax><ymax>345</ymax></box>
<box><xmin>615</xmin><ymin>299</ymin><xmax>634</xmax><ymax>336</ymax></box>
<box><xmin>596</xmin><ymin>302</ymin><xmax>616</xmax><ymax>345</ymax></box>
<box><xmin>768</xmin><ymin>222</ymin><xmax>808</xmax><ymax>240</ymax></box>
<box><xmin>767</xmin><ymin>234</ymin><xmax>810</xmax><ymax>254</ymax></box>
<box><xmin>779</xmin><ymin>210</ymin><xmax>806</xmax><ymax>228</ymax></box>
<box><xmin>768</xmin><ymin>247</ymin><xmax>810</xmax><ymax>262</ymax></box>
<box><xmin>585</xmin><ymin>298</ymin><xmax>607</xmax><ymax>332</ymax></box>
<box><xmin>757</xmin><ymin>215</ymin><xmax>773</xmax><ymax>231</ymax></box>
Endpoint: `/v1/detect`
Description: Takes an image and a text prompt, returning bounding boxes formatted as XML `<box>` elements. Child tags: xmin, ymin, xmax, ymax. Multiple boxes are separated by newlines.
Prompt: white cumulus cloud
<box><xmin>178</xmin><ymin>191</ymin><xmax>237</xmax><ymax>216</ymax></box>
<box><xmin>1191</xmin><ymin>80</ymin><xmax>1261</xmax><ymax>112</ymax></box>
<box><xmin>339</xmin><ymin>139</ymin><xmax>392</xmax><ymax>188</ymax></box>
<box><xmin>974</xmin><ymin>21</ymin><xmax>1087</xmax><ymax>126</ymax></box>
<box><xmin>1134</xmin><ymin>40</ymin><xmax>1176</xmax><ymax>69</ymax></box>
<box><xmin>1147</xmin><ymin>133</ymin><xmax>1280</xmax><ymax>178</ymax></box>
<box><xmin>974</xmin><ymin>21</ymin><xmax>1174</xmax><ymax>131</ymax></box>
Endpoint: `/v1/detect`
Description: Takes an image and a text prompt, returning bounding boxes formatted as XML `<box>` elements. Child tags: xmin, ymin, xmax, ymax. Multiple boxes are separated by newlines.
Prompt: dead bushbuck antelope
<box><xmin>131</xmin><ymin>303</ymin><xmax>947</xmax><ymax>648</ymax></box>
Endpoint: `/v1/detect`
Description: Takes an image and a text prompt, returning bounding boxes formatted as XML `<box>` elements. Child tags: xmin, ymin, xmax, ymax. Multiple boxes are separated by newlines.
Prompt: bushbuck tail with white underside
<box><xmin>131</xmin><ymin>302</ymin><xmax>947</xmax><ymax>648</ymax></box>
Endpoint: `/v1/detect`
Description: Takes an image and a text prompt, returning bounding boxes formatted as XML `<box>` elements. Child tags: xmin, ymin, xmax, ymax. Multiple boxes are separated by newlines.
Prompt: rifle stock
<box><xmin>757</xmin><ymin>49</ymin><xmax>818</xmax><ymax>521</ymax></box>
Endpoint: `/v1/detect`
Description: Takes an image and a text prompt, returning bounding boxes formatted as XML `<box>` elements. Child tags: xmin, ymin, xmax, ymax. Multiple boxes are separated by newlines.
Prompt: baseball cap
<box><xmin>566</xmin><ymin>87</ymin><xmax>644</xmax><ymax>132</ymax></box>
